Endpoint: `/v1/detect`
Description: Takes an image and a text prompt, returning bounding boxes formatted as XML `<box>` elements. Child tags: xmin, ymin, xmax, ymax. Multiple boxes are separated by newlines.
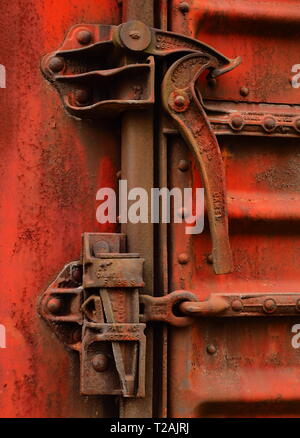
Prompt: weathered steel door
<box><xmin>166</xmin><ymin>0</ymin><xmax>300</xmax><ymax>418</ymax></box>
<box><xmin>1</xmin><ymin>0</ymin><xmax>300</xmax><ymax>419</ymax></box>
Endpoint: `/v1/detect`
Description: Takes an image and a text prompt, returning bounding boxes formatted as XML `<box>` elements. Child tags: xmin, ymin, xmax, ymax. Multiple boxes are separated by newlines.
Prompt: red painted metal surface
<box><xmin>168</xmin><ymin>0</ymin><xmax>300</xmax><ymax>418</ymax></box>
<box><xmin>0</xmin><ymin>0</ymin><xmax>120</xmax><ymax>417</ymax></box>
<box><xmin>1</xmin><ymin>0</ymin><xmax>300</xmax><ymax>419</ymax></box>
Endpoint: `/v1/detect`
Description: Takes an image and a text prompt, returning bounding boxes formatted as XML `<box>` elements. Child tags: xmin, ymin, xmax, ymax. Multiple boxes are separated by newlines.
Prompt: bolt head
<box><xmin>178</xmin><ymin>253</ymin><xmax>189</xmax><ymax>264</ymax></box>
<box><xmin>47</xmin><ymin>297</ymin><xmax>62</xmax><ymax>314</ymax></box>
<box><xmin>92</xmin><ymin>354</ymin><xmax>109</xmax><ymax>372</ymax></box>
<box><xmin>48</xmin><ymin>56</ymin><xmax>65</xmax><ymax>73</ymax></box>
<box><xmin>179</xmin><ymin>2</ymin><xmax>190</xmax><ymax>13</ymax></box>
<box><xmin>240</xmin><ymin>86</ymin><xmax>249</xmax><ymax>97</ymax></box>
<box><xmin>231</xmin><ymin>299</ymin><xmax>243</xmax><ymax>312</ymax></box>
<box><xmin>263</xmin><ymin>116</ymin><xmax>276</xmax><ymax>132</ymax></box>
<box><xmin>119</xmin><ymin>20</ymin><xmax>152</xmax><ymax>52</ymax></box>
<box><xmin>263</xmin><ymin>298</ymin><xmax>277</xmax><ymax>313</ymax></box>
<box><xmin>76</xmin><ymin>30</ymin><xmax>92</xmax><ymax>45</ymax></box>
<box><xmin>72</xmin><ymin>265</ymin><xmax>82</xmax><ymax>283</ymax></box>
<box><xmin>231</xmin><ymin>115</ymin><xmax>244</xmax><ymax>130</ymax></box>
<box><xmin>75</xmin><ymin>88</ymin><xmax>91</xmax><ymax>105</ymax></box>
<box><xmin>174</xmin><ymin>95</ymin><xmax>186</xmax><ymax>108</ymax></box>
<box><xmin>207</xmin><ymin>344</ymin><xmax>217</xmax><ymax>355</ymax></box>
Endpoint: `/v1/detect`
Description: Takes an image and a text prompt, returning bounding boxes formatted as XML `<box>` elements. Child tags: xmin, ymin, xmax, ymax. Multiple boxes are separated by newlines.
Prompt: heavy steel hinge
<box><xmin>40</xmin><ymin>20</ymin><xmax>242</xmax><ymax>275</ymax></box>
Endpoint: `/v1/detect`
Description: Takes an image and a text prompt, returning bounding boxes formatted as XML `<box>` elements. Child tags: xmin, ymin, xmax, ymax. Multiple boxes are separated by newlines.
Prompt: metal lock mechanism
<box><xmin>39</xmin><ymin>233</ymin><xmax>146</xmax><ymax>398</ymax></box>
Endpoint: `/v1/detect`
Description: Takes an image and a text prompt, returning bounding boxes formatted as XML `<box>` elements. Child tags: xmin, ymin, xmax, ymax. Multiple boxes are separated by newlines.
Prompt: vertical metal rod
<box><xmin>120</xmin><ymin>0</ymin><xmax>154</xmax><ymax>418</ymax></box>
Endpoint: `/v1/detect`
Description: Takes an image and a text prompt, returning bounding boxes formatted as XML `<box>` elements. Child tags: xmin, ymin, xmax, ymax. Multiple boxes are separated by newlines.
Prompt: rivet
<box><xmin>179</xmin><ymin>2</ymin><xmax>190</xmax><ymax>13</ymax></box>
<box><xmin>263</xmin><ymin>116</ymin><xmax>276</xmax><ymax>132</ymax></box>
<box><xmin>263</xmin><ymin>298</ymin><xmax>277</xmax><ymax>313</ymax></box>
<box><xmin>207</xmin><ymin>254</ymin><xmax>213</xmax><ymax>264</ymax></box>
<box><xmin>91</xmin><ymin>354</ymin><xmax>109</xmax><ymax>373</ymax></box>
<box><xmin>207</xmin><ymin>344</ymin><xmax>217</xmax><ymax>355</ymax></box>
<box><xmin>231</xmin><ymin>299</ymin><xmax>243</xmax><ymax>312</ymax></box>
<box><xmin>72</xmin><ymin>265</ymin><xmax>82</xmax><ymax>283</ymax></box>
<box><xmin>129</xmin><ymin>30</ymin><xmax>141</xmax><ymax>40</ymax></box>
<box><xmin>231</xmin><ymin>115</ymin><xmax>244</xmax><ymax>130</ymax></box>
<box><xmin>48</xmin><ymin>56</ymin><xmax>65</xmax><ymax>73</ymax></box>
<box><xmin>75</xmin><ymin>89</ymin><xmax>91</xmax><ymax>105</ymax></box>
<box><xmin>174</xmin><ymin>95</ymin><xmax>186</xmax><ymax>108</ymax></box>
<box><xmin>47</xmin><ymin>297</ymin><xmax>62</xmax><ymax>314</ymax></box>
<box><xmin>178</xmin><ymin>253</ymin><xmax>189</xmax><ymax>264</ymax></box>
<box><xmin>76</xmin><ymin>30</ymin><xmax>92</xmax><ymax>45</ymax></box>
<box><xmin>178</xmin><ymin>159</ymin><xmax>189</xmax><ymax>172</ymax></box>
<box><xmin>240</xmin><ymin>86</ymin><xmax>249</xmax><ymax>97</ymax></box>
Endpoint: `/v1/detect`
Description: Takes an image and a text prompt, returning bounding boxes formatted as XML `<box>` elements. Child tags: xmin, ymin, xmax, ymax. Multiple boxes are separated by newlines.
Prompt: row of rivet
<box><xmin>230</xmin><ymin>114</ymin><xmax>300</xmax><ymax>133</ymax></box>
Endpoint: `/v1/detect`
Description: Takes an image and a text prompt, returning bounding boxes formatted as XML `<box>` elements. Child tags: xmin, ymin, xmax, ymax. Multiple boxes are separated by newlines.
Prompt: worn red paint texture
<box><xmin>0</xmin><ymin>0</ymin><xmax>120</xmax><ymax>417</ymax></box>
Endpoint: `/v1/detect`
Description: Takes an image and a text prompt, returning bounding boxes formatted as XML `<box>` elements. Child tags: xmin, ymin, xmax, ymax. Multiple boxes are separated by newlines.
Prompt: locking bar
<box><xmin>139</xmin><ymin>292</ymin><xmax>300</xmax><ymax>325</ymax></box>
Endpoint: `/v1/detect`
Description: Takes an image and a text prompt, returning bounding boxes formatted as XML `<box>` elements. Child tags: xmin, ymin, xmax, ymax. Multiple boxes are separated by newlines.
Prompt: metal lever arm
<box><xmin>162</xmin><ymin>53</ymin><xmax>234</xmax><ymax>274</ymax></box>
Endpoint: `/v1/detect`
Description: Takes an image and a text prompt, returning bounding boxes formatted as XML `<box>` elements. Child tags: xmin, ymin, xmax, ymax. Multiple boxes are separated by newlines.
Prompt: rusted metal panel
<box><xmin>168</xmin><ymin>0</ymin><xmax>300</xmax><ymax>418</ymax></box>
<box><xmin>0</xmin><ymin>0</ymin><xmax>120</xmax><ymax>418</ymax></box>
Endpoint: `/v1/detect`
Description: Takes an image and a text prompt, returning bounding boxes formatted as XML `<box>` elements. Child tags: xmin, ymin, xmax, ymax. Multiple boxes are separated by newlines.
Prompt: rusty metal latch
<box><xmin>41</xmin><ymin>20</ymin><xmax>241</xmax><ymax>275</ymax></box>
<box><xmin>39</xmin><ymin>233</ymin><xmax>146</xmax><ymax>398</ymax></box>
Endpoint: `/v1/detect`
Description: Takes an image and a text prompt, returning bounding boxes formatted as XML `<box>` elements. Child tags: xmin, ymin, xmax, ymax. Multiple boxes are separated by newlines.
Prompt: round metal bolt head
<box><xmin>263</xmin><ymin>116</ymin><xmax>276</xmax><ymax>132</ymax></box>
<box><xmin>75</xmin><ymin>89</ymin><xmax>91</xmax><ymax>105</ymax></box>
<box><xmin>207</xmin><ymin>344</ymin><xmax>217</xmax><ymax>355</ymax></box>
<box><xmin>48</xmin><ymin>56</ymin><xmax>65</xmax><ymax>73</ymax></box>
<box><xmin>178</xmin><ymin>159</ymin><xmax>189</xmax><ymax>172</ymax></box>
<box><xmin>174</xmin><ymin>95</ymin><xmax>186</xmax><ymax>108</ymax></box>
<box><xmin>178</xmin><ymin>253</ymin><xmax>189</xmax><ymax>264</ymax></box>
<box><xmin>179</xmin><ymin>2</ymin><xmax>190</xmax><ymax>13</ymax></box>
<box><xmin>47</xmin><ymin>297</ymin><xmax>62</xmax><ymax>314</ymax></box>
<box><xmin>231</xmin><ymin>115</ymin><xmax>244</xmax><ymax>130</ymax></box>
<box><xmin>72</xmin><ymin>265</ymin><xmax>82</xmax><ymax>283</ymax></box>
<box><xmin>231</xmin><ymin>299</ymin><xmax>243</xmax><ymax>312</ymax></box>
<box><xmin>263</xmin><ymin>298</ymin><xmax>277</xmax><ymax>313</ymax></box>
<box><xmin>119</xmin><ymin>20</ymin><xmax>152</xmax><ymax>52</ymax></box>
<box><xmin>240</xmin><ymin>86</ymin><xmax>249</xmax><ymax>97</ymax></box>
<box><xmin>92</xmin><ymin>354</ymin><xmax>109</xmax><ymax>372</ymax></box>
<box><xmin>76</xmin><ymin>30</ymin><xmax>92</xmax><ymax>45</ymax></box>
